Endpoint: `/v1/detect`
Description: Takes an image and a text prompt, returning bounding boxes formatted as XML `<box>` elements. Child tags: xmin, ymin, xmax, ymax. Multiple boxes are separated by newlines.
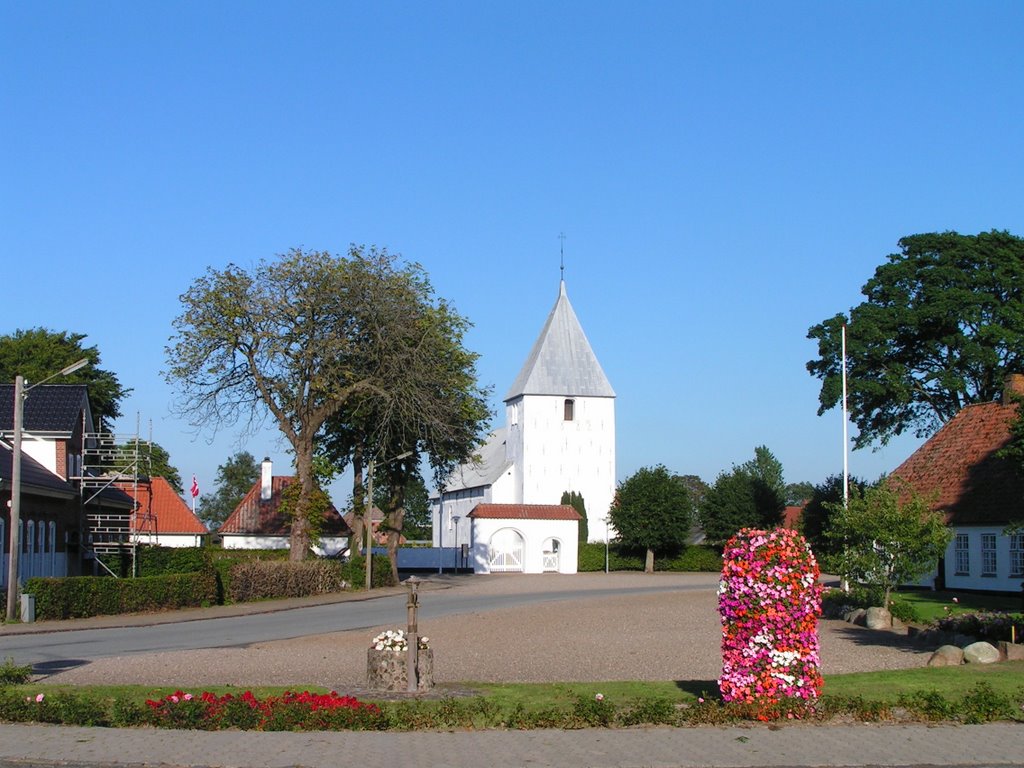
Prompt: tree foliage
<box><xmin>825</xmin><ymin>483</ymin><xmax>952</xmax><ymax>605</ymax></box>
<box><xmin>699</xmin><ymin>446</ymin><xmax>786</xmax><ymax>546</ymax></box>
<box><xmin>0</xmin><ymin>327</ymin><xmax>128</xmax><ymax>424</ymax></box>
<box><xmin>807</xmin><ymin>230</ymin><xmax>1024</xmax><ymax>449</ymax></box>
<box><xmin>799</xmin><ymin>473</ymin><xmax>869</xmax><ymax>566</ymax></box>
<box><xmin>197</xmin><ymin>451</ymin><xmax>260</xmax><ymax>529</ymax></box>
<box><xmin>141</xmin><ymin>442</ymin><xmax>183</xmax><ymax>495</ymax></box>
<box><xmin>784</xmin><ymin>481</ymin><xmax>815</xmax><ymax>506</ymax></box>
<box><xmin>608</xmin><ymin>465</ymin><xmax>692</xmax><ymax>573</ymax></box>
<box><xmin>560</xmin><ymin>490</ymin><xmax>588</xmax><ymax>542</ymax></box>
<box><xmin>167</xmin><ymin>246</ymin><xmax>487</xmax><ymax>560</ymax></box>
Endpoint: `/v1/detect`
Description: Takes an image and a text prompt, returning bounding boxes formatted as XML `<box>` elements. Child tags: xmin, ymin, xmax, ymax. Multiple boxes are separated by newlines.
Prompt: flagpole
<box><xmin>842</xmin><ymin>324</ymin><xmax>849</xmax><ymax>507</ymax></box>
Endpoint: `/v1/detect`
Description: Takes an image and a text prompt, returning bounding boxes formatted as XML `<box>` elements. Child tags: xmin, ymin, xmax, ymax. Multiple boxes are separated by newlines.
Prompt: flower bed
<box><xmin>718</xmin><ymin>528</ymin><xmax>822</xmax><ymax>716</ymax></box>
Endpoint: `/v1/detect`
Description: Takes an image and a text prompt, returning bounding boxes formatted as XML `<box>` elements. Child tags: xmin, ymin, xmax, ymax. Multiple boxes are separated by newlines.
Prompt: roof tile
<box><xmin>468</xmin><ymin>503</ymin><xmax>581</xmax><ymax>521</ymax></box>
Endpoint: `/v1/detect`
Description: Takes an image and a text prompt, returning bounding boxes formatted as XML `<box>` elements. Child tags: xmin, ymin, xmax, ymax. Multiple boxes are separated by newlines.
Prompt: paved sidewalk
<box><xmin>1</xmin><ymin>721</ymin><xmax>1023</xmax><ymax>768</ymax></box>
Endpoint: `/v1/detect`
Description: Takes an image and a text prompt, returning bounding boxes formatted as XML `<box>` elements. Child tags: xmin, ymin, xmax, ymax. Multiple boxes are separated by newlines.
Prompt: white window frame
<box><xmin>1011</xmin><ymin>533</ymin><xmax>1024</xmax><ymax>578</ymax></box>
<box><xmin>981</xmin><ymin>533</ymin><xmax>997</xmax><ymax>577</ymax></box>
<box><xmin>954</xmin><ymin>533</ymin><xmax>970</xmax><ymax>575</ymax></box>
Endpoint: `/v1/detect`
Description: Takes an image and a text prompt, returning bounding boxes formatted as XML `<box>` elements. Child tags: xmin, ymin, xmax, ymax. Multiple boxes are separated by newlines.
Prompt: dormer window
<box><xmin>564</xmin><ymin>398</ymin><xmax>575</xmax><ymax>421</ymax></box>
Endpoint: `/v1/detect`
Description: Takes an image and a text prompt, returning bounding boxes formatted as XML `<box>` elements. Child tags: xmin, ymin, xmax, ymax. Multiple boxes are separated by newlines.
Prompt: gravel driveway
<box><xmin>38</xmin><ymin>573</ymin><xmax>930</xmax><ymax>688</ymax></box>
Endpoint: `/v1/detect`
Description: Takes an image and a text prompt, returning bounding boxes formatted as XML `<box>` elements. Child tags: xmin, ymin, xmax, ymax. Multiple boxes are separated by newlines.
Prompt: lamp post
<box><xmin>6</xmin><ymin>358</ymin><xmax>88</xmax><ymax>622</ymax></box>
<box><xmin>364</xmin><ymin>450</ymin><xmax>413</xmax><ymax>591</ymax></box>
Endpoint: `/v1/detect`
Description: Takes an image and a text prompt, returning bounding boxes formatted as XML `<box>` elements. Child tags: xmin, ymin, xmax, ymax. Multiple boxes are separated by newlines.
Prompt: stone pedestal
<box><xmin>366</xmin><ymin>648</ymin><xmax>434</xmax><ymax>692</ymax></box>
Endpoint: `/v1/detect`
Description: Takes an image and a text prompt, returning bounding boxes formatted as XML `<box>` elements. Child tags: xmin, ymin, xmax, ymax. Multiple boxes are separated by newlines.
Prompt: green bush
<box><xmin>340</xmin><ymin>555</ymin><xmax>396</xmax><ymax>589</ymax></box>
<box><xmin>24</xmin><ymin>571</ymin><xmax>219</xmax><ymax>620</ymax></box>
<box><xmin>0</xmin><ymin>657</ymin><xmax>32</xmax><ymax>686</ymax></box>
<box><xmin>227</xmin><ymin>560</ymin><xmax>347</xmax><ymax>602</ymax></box>
<box><xmin>578</xmin><ymin>543</ymin><xmax>721</xmax><ymax>573</ymax></box>
<box><xmin>136</xmin><ymin>547</ymin><xmax>214</xmax><ymax>577</ymax></box>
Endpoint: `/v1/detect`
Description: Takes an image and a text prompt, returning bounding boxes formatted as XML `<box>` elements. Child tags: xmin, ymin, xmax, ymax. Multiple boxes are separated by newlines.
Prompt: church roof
<box><xmin>504</xmin><ymin>281</ymin><xmax>615</xmax><ymax>401</ymax></box>
<box><xmin>441</xmin><ymin>428</ymin><xmax>512</xmax><ymax>493</ymax></box>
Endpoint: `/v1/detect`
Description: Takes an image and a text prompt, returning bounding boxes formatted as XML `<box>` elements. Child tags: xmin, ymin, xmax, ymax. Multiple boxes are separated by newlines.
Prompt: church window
<box><xmin>564</xmin><ymin>399</ymin><xmax>575</xmax><ymax>421</ymax></box>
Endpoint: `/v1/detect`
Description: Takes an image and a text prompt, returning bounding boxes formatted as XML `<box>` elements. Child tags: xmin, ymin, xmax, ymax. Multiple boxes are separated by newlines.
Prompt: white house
<box><xmin>891</xmin><ymin>374</ymin><xmax>1024</xmax><ymax>593</ymax></box>
<box><xmin>431</xmin><ymin>279</ymin><xmax>616</xmax><ymax>573</ymax></box>
<box><xmin>219</xmin><ymin>457</ymin><xmax>350</xmax><ymax>556</ymax></box>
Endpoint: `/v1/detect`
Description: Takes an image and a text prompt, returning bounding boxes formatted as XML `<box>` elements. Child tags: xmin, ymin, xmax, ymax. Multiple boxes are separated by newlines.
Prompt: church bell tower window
<box><xmin>564</xmin><ymin>399</ymin><xmax>575</xmax><ymax>421</ymax></box>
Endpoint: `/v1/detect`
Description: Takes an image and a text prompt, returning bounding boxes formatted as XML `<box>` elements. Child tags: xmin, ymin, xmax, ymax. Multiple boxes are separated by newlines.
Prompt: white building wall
<box><xmin>944</xmin><ymin>526</ymin><xmax>1024</xmax><ymax>593</ymax></box>
<box><xmin>21</xmin><ymin>438</ymin><xmax>57</xmax><ymax>475</ymax></box>
<box><xmin>470</xmin><ymin>517</ymin><xmax>579</xmax><ymax>574</ymax></box>
<box><xmin>221</xmin><ymin>534</ymin><xmax>348</xmax><ymax>557</ymax></box>
<box><xmin>511</xmin><ymin>394</ymin><xmax>615</xmax><ymax>542</ymax></box>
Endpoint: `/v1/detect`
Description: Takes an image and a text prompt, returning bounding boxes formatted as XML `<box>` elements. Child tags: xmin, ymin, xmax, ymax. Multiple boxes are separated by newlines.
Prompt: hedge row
<box><xmin>578</xmin><ymin>543</ymin><xmax>722</xmax><ymax>572</ymax></box>
<box><xmin>23</xmin><ymin>571</ymin><xmax>218</xmax><ymax>620</ymax></box>
<box><xmin>227</xmin><ymin>561</ymin><xmax>347</xmax><ymax>603</ymax></box>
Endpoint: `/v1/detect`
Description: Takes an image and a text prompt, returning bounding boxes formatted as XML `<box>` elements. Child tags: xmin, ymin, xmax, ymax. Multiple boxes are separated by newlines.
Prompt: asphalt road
<box><xmin>0</xmin><ymin>581</ymin><xmax>707</xmax><ymax>668</ymax></box>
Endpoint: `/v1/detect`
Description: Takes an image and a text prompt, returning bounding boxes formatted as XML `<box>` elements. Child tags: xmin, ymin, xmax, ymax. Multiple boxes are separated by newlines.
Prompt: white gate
<box><xmin>488</xmin><ymin>528</ymin><xmax>524</xmax><ymax>572</ymax></box>
<box><xmin>542</xmin><ymin>538</ymin><xmax>561</xmax><ymax>572</ymax></box>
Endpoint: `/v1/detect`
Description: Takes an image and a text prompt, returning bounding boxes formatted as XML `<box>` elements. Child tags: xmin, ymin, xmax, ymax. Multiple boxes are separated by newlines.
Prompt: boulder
<box><xmin>845</xmin><ymin>608</ymin><xmax>867</xmax><ymax>625</ymax></box>
<box><xmin>962</xmin><ymin>641</ymin><xmax>1000</xmax><ymax>665</ymax></box>
<box><xmin>927</xmin><ymin>645</ymin><xmax>964</xmax><ymax>667</ymax></box>
<box><xmin>865</xmin><ymin>607</ymin><xmax>892</xmax><ymax>630</ymax></box>
<box><xmin>998</xmin><ymin>641</ymin><xmax>1024</xmax><ymax>662</ymax></box>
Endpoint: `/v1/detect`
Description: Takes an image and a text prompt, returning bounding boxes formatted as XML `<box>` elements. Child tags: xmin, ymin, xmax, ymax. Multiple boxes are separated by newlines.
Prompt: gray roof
<box><xmin>441</xmin><ymin>428</ymin><xmax>512</xmax><ymax>493</ymax></box>
<box><xmin>0</xmin><ymin>442</ymin><xmax>77</xmax><ymax>499</ymax></box>
<box><xmin>504</xmin><ymin>282</ymin><xmax>615</xmax><ymax>401</ymax></box>
<box><xmin>0</xmin><ymin>384</ymin><xmax>92</xmax><ymax>435</ymax></box>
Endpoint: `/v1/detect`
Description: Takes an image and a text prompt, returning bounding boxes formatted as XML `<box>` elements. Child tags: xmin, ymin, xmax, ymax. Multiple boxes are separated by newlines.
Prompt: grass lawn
<box><xmin>11</xmin><ymin>661</ymin><xmax>1024</xmax><ymax>711</ymax></box>
<box><xmin>893</xmin><ymin>589</ymin><xmax>1022</xmax><ymax>624</ymax></box>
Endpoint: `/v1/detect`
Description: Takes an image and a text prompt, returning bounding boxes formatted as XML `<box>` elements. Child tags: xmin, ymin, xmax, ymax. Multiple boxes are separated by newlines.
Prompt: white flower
<box><xmin>595</xmin><ymin>693</ymin><xmax>604</xmax><ymax>702</ymax></box>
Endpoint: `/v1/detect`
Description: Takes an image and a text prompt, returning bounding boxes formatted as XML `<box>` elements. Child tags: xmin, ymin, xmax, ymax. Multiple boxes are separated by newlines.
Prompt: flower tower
<box><xmin>718</xmin><ymin>528</ymin><xmax>823</xmax><ymax>707</ymax></box>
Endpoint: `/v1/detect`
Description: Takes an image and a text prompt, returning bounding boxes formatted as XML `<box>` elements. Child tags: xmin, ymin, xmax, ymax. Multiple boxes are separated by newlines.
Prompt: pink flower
<box><xmin>35</xmin><ymin>693</ymin><xmax>44</xmax><ymax>703</ymax></box>
<box><xmin>594</xmin><ymin>693</ymin><xmax>604</xmax><ymax>702</ymax></box>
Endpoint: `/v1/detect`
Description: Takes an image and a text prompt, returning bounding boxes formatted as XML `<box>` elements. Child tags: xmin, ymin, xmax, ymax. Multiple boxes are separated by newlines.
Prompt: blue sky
<box><xmin>3</xmin><ymin>2</ymin><xmax>1022</xmax><ymax>504</ymax></box>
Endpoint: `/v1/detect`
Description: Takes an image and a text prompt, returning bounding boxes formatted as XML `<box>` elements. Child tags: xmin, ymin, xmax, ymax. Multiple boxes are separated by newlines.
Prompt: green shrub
<box><xmin>340</xmin><ymin>555</ymin><xmax>395</xmax><ymax>589</ymax></box>
<box><xmin>136</xmin><ymin>546</ymin><xmax>214</xmax><ymax>577</ymax></box>
<box><xmin>578</xmin><ymin>543</ymin><xmax>720</xmax><ymax>573</ymax></box>
<box><xmin>0</xmin><ymin>657</ymin><xmax>32</xmax><ymax>686</ymax></box>
<box><xmin>227</xmin><ymin>560</ymin><xmax>347</xmax><ymax>602</ymax></box>
<box><xmin>24</xmin><ymin>571</ymin><xmax>218</xmax><ymax>620</ymax></box>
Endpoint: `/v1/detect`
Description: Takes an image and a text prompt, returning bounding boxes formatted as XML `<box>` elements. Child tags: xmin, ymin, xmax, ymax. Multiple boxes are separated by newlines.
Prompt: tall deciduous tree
<box><xmin>825</xmin><ymin>483</ymin><xmax>952</xmax><ymax>606</ymax></box>
<box><xmin>807</xmin><ymin>230</ymin><xmax>1024</xmax><ymax>449</ymax></box>
<box><xmin>0</xmin><ymin>328</ymin><xmax>128</xmax><ymax>424</ymax></box>
<box><xmin>608</xmin><ymin>465</ymin><xmax>692</xmax><ymax>573</ymax></box>
<box><xmin>168</xmin><ymin>246</ymin><xmax>473</xmax><ymax>560</ymax></box>
<box><xmin>699</xmin><ymin>446</ymin><xmax>786</xmax><ymax>546</ymax></box>
<box><xmin>197</xmin><ymin>451</ymin><xmax>260</xmax><ymax>529</ymax></box>
<box><xmin>319</xmin><ymin>269</ymin><xmax>491</xmax><ymax>581</ymax></box>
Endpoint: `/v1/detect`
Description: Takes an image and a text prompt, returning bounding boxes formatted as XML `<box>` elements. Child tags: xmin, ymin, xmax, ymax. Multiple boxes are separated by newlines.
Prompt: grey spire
<box><xmin>504</xmin><ymin>281</ymin><xmax>615</xmax><ymax>401</ymax></box>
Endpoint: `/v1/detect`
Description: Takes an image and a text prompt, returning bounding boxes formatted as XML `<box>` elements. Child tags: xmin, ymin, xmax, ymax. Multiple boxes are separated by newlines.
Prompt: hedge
<box><xmin>578</xmin><ymin>543</ymin><xmax>721</xmax><ymax>572</ymax></box>
<box><xmin>227</xmin><ymin>560</ymin><xmax>348</xmax><ymax>603</ymax></box>
<box><xmin>24</xmin><ymin>571</ymin><xmax>219</xmax><ymax>620</ymax></box>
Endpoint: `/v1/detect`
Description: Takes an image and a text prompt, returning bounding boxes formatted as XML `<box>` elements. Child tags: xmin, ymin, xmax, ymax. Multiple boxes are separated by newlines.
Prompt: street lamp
<box><xmin>6</xmin><ymin>358</ymin><xmax>89</xmax><ymax>621</ymax></box>
<box><xmin>364</xmin><ymin>449</ymin><xmax>413</xmax><ymax>591</ymax></box>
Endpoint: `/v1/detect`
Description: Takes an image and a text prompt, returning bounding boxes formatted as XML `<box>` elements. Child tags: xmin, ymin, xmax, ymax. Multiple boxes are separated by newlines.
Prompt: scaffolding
<box><xmin>72</xmin><ymin>416</ymin><xmax>154</xmax><ymax>577</ymax></box>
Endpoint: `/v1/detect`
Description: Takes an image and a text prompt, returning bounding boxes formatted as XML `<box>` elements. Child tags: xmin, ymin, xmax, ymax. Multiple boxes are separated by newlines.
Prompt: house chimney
<box><xmin>261</xmin><ymin>457</ymin><xmax>273</xmax><ymax>501</ymax></box>
<box><xmin>1003</xmin><ymin>374</ymin><xmax>1024</xmax><ymax>404</ymax></box>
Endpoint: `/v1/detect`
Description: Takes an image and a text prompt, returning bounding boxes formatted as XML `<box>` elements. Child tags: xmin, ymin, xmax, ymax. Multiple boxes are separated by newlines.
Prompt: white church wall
<box><xmin>514</xmin><ymin>394</ymin><xmax>616</xmax><ymax>542</ymax></box>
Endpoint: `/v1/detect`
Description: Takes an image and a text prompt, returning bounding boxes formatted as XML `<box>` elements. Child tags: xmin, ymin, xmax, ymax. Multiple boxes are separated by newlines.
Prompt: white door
<box><xmin>488</xmin><ymin>528</ymin><xmax>524</xmax><ymax>572</ymax></box>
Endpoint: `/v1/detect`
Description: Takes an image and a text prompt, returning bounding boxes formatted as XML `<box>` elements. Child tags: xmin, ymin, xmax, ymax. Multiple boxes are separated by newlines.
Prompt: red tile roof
<box><xmin>468</xmin><ymin>503</ymin><xmax>582</xmax><ymax>521</ymax></box>
<box><xmin>219</xmin><ymin>476</ymin><xmax>351</xmax><ymax>536</ymax></box>
<box><xmin>890</xmin><ymin>399</ymin><xmax>1024</xmax><ymax>526</ymax></box>
<box><xmin>782</xmin><ymin>504</ymin><xmax>804</xmax><ymax>530</ymax></box>
<box><xmin>115</xmin><ymin>476</ymin><xmax>208</xmax><ymax>535</ymax></box>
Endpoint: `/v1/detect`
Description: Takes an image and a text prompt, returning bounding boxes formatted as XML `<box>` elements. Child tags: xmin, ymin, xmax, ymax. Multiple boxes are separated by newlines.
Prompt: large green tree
<box><xmin>319</xmin><ymin>281</ymin><xmax>491</xmax><ymax>580</ymax></box>
<box><xmin>0</xmin><ymin>328</ymin><xmax>127</xmax><ymax>424</ymax></box>
<box><xmin>825</xmin><ymin>483</ymin><xmax>952</xmax><ymax>606</ymax></box>
<box><xmin>699</xmin><ymin>446</ymin><xmax>786</xmax><ymax>546</ymax></box>
<box><xmin>608</xmin><ymin>465</ymin><xmax>692</xmax><ymax>573</ymax></box>
<box><xmin>168</xmin><ymin>246</ymin><xmax>475</xmax><ymax>560</ymax></box>
<box><xmin>807</xmin><ymin>230</ymin><xmax>1024</xmax><ymax>449</ymax></box>
<box><xmin>197</xmin><ymin>451</ymin><xmax>260</xmax><ymax>529</ymax></box>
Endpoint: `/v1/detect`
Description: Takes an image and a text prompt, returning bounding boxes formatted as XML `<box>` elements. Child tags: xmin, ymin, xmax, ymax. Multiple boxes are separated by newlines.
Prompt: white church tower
<box><xmin>431</xmin><ymin>278</ymin><xmax>616</xmax><ymax>572</ymax></box>
<box><xmin>502</xmin><ymin>280</ymin><xmax>616</xmax><ymax>541</ymax></box>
